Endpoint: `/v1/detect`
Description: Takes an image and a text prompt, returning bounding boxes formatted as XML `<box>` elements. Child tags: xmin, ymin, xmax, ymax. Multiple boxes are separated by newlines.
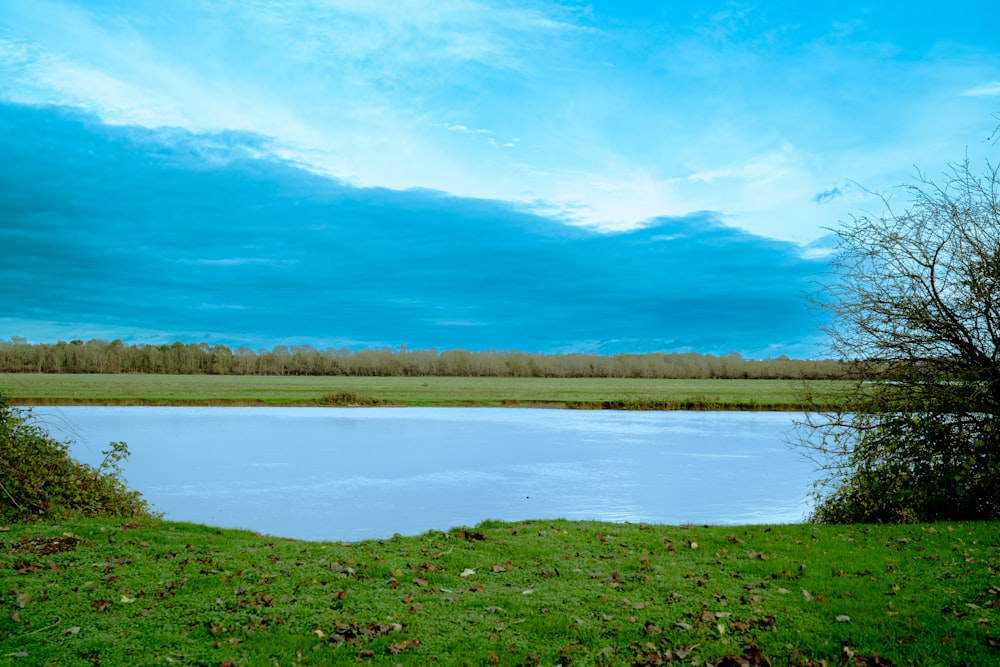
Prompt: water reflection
<box><xmin>34</xmin><ymin>407</ymin><xmax>816</xmax><ymax>542</ymax></box>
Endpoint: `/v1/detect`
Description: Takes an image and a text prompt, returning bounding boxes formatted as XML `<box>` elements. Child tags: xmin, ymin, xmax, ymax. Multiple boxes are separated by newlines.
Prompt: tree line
<box><xmin>0</xmin><ymin>338</ymin><xmax>845</xmax><ymax>379</ymax></box>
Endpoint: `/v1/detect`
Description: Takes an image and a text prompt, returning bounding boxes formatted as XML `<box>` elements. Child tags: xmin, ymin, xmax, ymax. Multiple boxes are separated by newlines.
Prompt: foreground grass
<box><xmin>2</xmin><ymin>519</ymin><xmax>998</xmax><ymax>666</ymax></box>
<box><xmin>1</xmin><ymin>375</ymin><xmax>846</xmax><ymax>410</ymax></box>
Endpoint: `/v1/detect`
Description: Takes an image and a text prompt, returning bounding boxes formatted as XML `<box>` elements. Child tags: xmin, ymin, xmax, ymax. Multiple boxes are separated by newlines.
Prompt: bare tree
<box><xmin>800</xmin><ymin>157</ymin><xmax>1000</xmax><ymax>522</ymax></box>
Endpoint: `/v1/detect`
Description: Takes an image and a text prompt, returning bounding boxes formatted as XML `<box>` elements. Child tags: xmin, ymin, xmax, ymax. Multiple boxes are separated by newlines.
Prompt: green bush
<box><xmin>316</xmin><ymin>391</ymin><xmax>384</xmax><ymax>406</ymax></box>
<box><xmin>808</xmin><ymin>409</ymin><xmax>1000</xmax><ymax>524</ymax></box>
<box><xmin>0</xmin><ymin>391</ymin><xmax>152</xmax><ymax>523</ymax></box>
<box><xmin>800</xmin><ymin>155</ymin><xmax>1000</xmax><ymax>523</ymax></box>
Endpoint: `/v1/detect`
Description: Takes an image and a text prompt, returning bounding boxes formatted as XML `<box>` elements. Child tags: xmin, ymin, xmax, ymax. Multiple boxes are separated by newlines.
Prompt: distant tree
<box><xmin>798</xmin><ymin>157</ymin><xmax>1000</xmax><ymax>522</ymax></box>
<box><xmin>0</xmin><ymin>337</ymin><xmax>846</xmax><ymax>379</ymax></box>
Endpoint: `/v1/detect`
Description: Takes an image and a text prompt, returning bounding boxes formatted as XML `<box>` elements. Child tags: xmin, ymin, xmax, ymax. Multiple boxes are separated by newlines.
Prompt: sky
<box><xmin>1</xmin><ymin>1</ymin><xmax>998</xmax><ymax>358</ymax></box>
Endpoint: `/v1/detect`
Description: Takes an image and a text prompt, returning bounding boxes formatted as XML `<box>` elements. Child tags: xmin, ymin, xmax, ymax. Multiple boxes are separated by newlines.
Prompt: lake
<box><xmin>31</xmin><ymin>407</ymin><xmax>817</xmax><ymax>542</ymax></box>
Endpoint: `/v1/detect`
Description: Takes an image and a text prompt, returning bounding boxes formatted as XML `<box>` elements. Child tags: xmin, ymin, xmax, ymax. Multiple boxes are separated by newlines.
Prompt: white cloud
<box><xmin>2</xmin><ymin>1</ymin><xmax>994</xmax><ymax>250</ymax></box>
<box><xmin>446</xmin><ymin>124</ymin><xmax>492</xmax><ymax>134</ymax></box>
<box><xmin>0</xmin><ymin>37</ymin><xmax>30</xmax><ymax>64</ymax></box>
<box><xmin>684</xmin><ymin>146</ymin><xmax>795</xmax><ymax>187</ymax></box>
<box><xmin>799</xmin><ymin>246</ymin><xmax>836</xmax><ymax>260</ymax></box>
<box><xmin>961</xmin><ymin>81</ymin><xmax>1000</xmax><ymax>97</ymax></box>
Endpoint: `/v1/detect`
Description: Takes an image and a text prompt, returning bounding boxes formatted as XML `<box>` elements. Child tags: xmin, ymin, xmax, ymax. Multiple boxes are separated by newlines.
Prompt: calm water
<box><xmin>32</xmin><ymin>407</ymin><xmax>816</xmax><ymax>542</ymax></box>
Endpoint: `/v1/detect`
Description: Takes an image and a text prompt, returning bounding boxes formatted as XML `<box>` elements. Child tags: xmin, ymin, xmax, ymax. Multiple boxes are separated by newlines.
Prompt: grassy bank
<box><xmin>2</xmin><ymin>518</ymin><xmax>997</xmax><ymax>665</ymax></box>
<box><xmin>0</xmin><ymin>374</ymin><xmax>846</xmax><ymax>410</ymax></box>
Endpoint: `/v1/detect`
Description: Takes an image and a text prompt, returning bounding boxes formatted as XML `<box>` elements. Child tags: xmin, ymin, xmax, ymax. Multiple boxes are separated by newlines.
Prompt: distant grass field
<box><xmin>0</xmin><ymin>374</ymin><xmax>846</xmax><ymax>410</ymax></box>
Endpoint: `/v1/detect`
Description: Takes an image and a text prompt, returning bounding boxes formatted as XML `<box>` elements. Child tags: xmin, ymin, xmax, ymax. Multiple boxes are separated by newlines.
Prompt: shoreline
<box><xmin>2</xmin><ymin>374</ymin><xmax>844</xmax><ymax>411</ymax></box>
<box><xmin>12</xmin><ymin>397</ymin><xmax>814</xmax><ymax>410</ymax></box>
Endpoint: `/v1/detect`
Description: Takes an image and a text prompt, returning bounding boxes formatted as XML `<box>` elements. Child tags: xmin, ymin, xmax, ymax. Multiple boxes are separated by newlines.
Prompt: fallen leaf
<box><xmin>460</xmin><ymin>568</ymin><xmax>476</xmax><ymax>578</ymax></box>
<box><xmin>64</xmin><ymin>626</ymin><xmax>81</xmax><ymax>635</ymax></box>
<box><xmin>454</xmin><ymin>530</ymin><xmax>487</xmax><ymax>541</ymax></box>
<box><xmin>389</xmin><ymin>639</ymin><xmax>421</xmax><ymax>653</ymax></box>
<box><xmin>802</xmin><ymin>590</ymin><xmax>813</xmax><ymax>601</ymax></box>
<box><xmin>836</xmin><ymin>615</ymin><xmax>851</xmax><ymax>623</ymax></box>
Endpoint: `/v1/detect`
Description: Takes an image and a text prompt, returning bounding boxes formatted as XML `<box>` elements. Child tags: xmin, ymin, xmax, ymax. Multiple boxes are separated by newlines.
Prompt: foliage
<box><xmin>801</xmin><ymin>158</ymin><xmax>1000</xmax><ymax>523</ymax></box>
<box><xmin>0</xmin><ymin>392</ymin><xmax>152</xmax><ymax>523</ymax></box>
<box><xmin>0</xmin><ymin>336</ymin><xmax>846</xmax><ymax>379</ymax></box>
<box><xmin>316</xmin><ymin>391</ymin><xmax>388</xmax><ymax>406</ymax></box>
<box><xmin>3</xmin><ymin>518</ymin><xmax>998</xmax><ymax>665</ymax></box>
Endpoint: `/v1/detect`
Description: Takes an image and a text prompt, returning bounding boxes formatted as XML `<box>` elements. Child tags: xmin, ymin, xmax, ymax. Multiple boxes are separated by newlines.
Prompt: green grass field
<box><xmin>3</xmin><ymin>518</ymin><xmax>997</xmax><ymax>665</ymax></box>
<box><xmin>1</xmin><ymin>374</ymin><xmax>846</xmax><ymax>410</ymax></box>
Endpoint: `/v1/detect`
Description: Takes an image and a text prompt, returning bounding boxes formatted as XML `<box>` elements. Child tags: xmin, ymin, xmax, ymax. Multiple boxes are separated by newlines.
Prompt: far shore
<box><xmin>2</xmin><ymin>373</ymin><xmax>846</xmax><ymax>410</ymax></box>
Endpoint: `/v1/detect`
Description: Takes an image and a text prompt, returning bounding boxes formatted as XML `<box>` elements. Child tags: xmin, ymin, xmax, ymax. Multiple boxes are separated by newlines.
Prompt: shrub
<box><xmin>316</xmin><ymin>391</ymin><xmax>383</xmax><ymax>406</ymax></box>
<box><xmin>0</xmin><ymin>391</ymin><xmax>152</xmax><ymax>523</ymax></box>
<box><xmin>799</xmin><ymin>156</ymin><xmax>1000</xmax><ymax>523</ymax></box>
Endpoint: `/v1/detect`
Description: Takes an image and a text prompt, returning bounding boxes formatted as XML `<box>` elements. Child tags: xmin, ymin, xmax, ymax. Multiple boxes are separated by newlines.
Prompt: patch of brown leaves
<box><xmin>11</xmin><ymin>534</ymin><xmax>93</xmax><ymax>556</ymax></box>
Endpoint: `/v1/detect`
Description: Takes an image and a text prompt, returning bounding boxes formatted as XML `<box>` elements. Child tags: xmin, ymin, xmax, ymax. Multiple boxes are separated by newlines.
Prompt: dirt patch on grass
<box><xmin>9</xmin><ymin>534</ymin><xmax>93</xmax><ymax>556</ymax></box>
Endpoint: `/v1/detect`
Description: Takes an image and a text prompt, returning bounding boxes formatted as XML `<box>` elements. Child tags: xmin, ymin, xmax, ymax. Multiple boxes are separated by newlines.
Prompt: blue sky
<box><xmin>1</xmin><ymin>1</ymin><xmax>998</xmax><ymax>357</ymax></box>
